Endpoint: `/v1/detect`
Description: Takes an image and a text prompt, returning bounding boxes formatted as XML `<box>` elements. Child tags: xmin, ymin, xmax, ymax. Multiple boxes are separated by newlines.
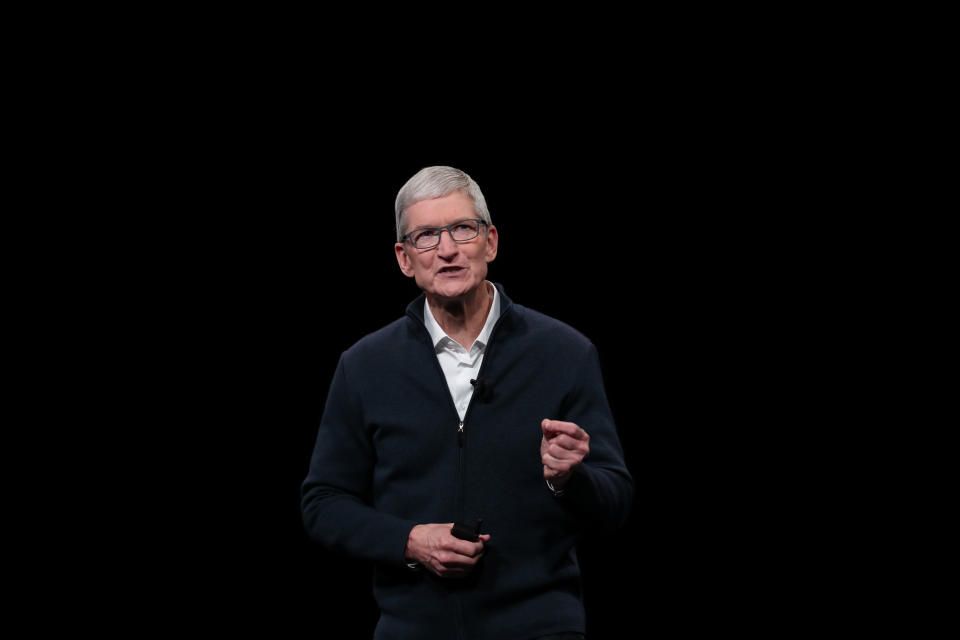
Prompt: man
<box><xmin>302</xmin><ymin>166</ymin><xmax>632</xmax><ymax>639</ymax></box>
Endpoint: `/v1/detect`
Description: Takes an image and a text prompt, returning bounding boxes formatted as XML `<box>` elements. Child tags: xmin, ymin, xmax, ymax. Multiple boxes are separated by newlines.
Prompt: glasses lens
<box><xmin>409</xmin><ymin>220</ymin><xmax>482</xmax><ymax>248</ymax></box>
<box><xmin>450</xmin><ymin>220</ymin><xmax>480</xmax><ymax>241</ymax></box>
<box><xmin>411</xmin><ymin>228</ymin><xmax>439</xmax><ymax>248</ymax></box>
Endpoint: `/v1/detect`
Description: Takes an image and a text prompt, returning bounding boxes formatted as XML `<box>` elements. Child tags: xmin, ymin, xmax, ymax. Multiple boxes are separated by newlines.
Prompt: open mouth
<box><xmin>438</xmin><ymin>266</ymin><xmax>465</xmax><ymax>276</ymax></box>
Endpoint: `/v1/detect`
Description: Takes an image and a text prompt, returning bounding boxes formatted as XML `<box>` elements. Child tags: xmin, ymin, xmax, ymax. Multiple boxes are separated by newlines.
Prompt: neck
<box><xmin>426</xmin><ymin>282</ymin><xmax>493</xmax><ymax>348</ymax></box>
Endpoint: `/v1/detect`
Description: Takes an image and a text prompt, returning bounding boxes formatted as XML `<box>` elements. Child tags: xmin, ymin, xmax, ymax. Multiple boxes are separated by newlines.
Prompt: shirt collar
<box><xmin>424</xmin><ymin>281</ymin><xmax>501</xmax><ymax>351</ymax></box>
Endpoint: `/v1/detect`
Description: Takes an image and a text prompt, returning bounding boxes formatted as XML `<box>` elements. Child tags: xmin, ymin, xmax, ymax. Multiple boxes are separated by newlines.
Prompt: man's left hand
<box><xmin>540</xmin><ymin>419</ymin><xmax>590</xmax><ymax>490</ymax></box>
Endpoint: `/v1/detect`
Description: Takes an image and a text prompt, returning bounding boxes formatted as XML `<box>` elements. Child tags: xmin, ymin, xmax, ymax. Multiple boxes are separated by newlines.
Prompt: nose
<box><xmin>436</xmin><ymin>229</ymin><xmax>460</xmax><ymax>258</ymax></box>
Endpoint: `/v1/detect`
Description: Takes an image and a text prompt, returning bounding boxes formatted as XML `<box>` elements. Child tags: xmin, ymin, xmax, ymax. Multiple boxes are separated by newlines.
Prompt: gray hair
<box><xmin>395</xmin><ymin>166</ymin><xmax>492</xmax><ymax>242</ymax></box>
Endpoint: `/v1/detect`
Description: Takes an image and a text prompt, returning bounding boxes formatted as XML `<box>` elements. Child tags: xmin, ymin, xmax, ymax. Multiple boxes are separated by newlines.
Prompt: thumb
<box><xmin>542</xmin><ymin>419</ymin><xmax>557</xmax><ymax>439</ymax></box>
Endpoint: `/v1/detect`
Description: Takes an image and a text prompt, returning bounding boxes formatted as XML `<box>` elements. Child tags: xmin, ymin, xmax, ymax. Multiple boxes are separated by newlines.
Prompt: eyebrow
<box><xmin>409</xmin><ymin>218</ymin><xmax>476</xmax><ymax>232</ymax></box>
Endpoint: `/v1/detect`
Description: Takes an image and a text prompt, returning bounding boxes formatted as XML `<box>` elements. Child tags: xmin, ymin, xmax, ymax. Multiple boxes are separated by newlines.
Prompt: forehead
<box><xmin>406</xmin><ymin>191</ymin><xmax>476</xmax><ymax>228</ymax></box>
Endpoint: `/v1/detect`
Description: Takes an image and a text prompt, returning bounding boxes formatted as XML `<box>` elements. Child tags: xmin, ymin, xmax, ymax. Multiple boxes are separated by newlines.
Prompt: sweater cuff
<box><xmin>387</xmin><ymin>519</ymin><xmax>421</xmax><ymax>569</ymax></box>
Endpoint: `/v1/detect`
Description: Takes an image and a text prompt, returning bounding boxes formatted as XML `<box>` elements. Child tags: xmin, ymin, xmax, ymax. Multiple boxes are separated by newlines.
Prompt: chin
<box><xmin>431</xmin><ymin>278</ymin><xmax>478</xmax><ymax>300</ymax></box>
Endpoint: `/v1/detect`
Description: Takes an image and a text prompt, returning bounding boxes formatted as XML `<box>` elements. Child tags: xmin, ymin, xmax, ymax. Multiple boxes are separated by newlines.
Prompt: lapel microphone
<box><xmin>470</xmin><ymin>378</ymin><xmax>493</xmax><ymax>402</ymax></box>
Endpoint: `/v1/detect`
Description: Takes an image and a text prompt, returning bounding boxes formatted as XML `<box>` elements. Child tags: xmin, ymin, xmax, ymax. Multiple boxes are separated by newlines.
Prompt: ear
<box><xmin>395</xmin><ymin>242</ymin><xmax>415</xmax><ymax>278</ymax></box>
<box><xmin>484</xmin><ymin>225</ymin><xmax>499</xmax><ymax>263</ymax></box>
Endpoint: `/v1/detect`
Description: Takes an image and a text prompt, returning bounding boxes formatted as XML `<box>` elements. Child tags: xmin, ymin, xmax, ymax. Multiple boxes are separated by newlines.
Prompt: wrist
<box><xmin>548</xmin><ymin>471</ymin><xmax>572</xmax><ymax>489</ymax></box>
<box><xmin>546</xmin><ymin>476</ymin><xmax>568</xmax><ymax>497</ymax></box>
<box><xmin>405</xmin><ymin>525</ymin><xmax>420</xmax><ymax>559</ymax></box>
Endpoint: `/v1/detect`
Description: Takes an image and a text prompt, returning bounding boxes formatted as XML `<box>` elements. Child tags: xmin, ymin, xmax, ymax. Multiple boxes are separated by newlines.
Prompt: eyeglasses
<box><xmin>402</xmin><ymin>218</ymin><xmax>488</xmax><ymax>249</ymax></box>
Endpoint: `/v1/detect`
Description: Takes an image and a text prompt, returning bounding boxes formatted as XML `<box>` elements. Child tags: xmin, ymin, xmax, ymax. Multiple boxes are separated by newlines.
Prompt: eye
<box><xmin>450</xmin><ymin>220</ymin><xmax>480</xmax><ymax>241</ymax></box>
<box><xmin>412</xmin><ymin>228</ymin><xmax>439</xmax><ymax>242</ymax></box>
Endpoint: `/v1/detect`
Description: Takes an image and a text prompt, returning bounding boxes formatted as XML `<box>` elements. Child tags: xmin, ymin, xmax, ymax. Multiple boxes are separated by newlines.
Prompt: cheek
<box><xmin>474</xmin><ymin>254</ymin><xmax>490</xmax><ymax>273</ymax></box>
<box><xmin>412</xmin><ymin>254</ymin><xmax>434</xmax><ymax>277</ymax></box>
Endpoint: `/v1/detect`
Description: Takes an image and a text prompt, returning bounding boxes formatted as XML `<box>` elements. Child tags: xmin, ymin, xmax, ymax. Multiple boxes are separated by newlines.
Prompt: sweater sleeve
<box><xmin>301</xmin><ymin>354</ymin><xmax>418</xmax><ymax>568</ymax></box>
<box><xmin>559</xmin><ymin>343</ymin><xmax>634</xmax><ymax>530</ymax></box>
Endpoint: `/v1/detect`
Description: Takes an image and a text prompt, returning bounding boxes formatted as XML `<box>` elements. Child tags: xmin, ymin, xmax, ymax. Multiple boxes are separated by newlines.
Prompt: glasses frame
<box><xmin>401</xmin><ymin>218</ymin><xmax>489</xmax><ymax>250</ymax></box>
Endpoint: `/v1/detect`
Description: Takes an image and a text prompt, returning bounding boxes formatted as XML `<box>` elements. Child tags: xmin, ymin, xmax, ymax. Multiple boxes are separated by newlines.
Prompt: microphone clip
<box><xmin>470</xmin><ymin>378</ymin><xmax>494</xmax><ymax>402</ymax></box>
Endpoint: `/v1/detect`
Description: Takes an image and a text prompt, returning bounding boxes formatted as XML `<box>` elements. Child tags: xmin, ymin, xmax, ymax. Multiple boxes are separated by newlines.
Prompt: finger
<box><xmin>542</xmin><ymin>419</ymin><xmax>586</xmax><ymax>439</ymax></box>
<box><xmin>542</xmin><ymin>463</ymin><xmax>566</xmax><ymax>479</ymax></box>
<box><xmin>443</xmin><ymin>537</ymin><xmax>484</xmax><ymax>558</ymax></box>
<box><xmin>548</xmin><ymin>434</ymin><xmax>585</xmax><ymax>451</ymax></box>
<box><xmin>442</xmin><ymin>524</ymin><xmax>479</xmax><ymax>552</ymax></box>
<box><xmin>541</xmin><ymin>419</ymin><xmax>559</xmax><ymax>440</ymax></box>
<box><xmin>442</xmin><ymin>532</ymin><xmax>489</xmax><ymax>556</ymax></box>
<box><xmin>545</xmin><ymin>442</ymin><xmax>586</xmax><ymax>465</ymax></box>
<box><xmin>542</xmin><ymin>451</ymin><xmax>575</xmax><ymax>471</ymax></box>
<box><xmin>545</xmin><ymin>444</ymin><xmax>576</xmax><ymax>461</ymax></box>
<box><xmin>438</xmin><ymin>550</ymin><xmax>481</xmax><ymax>567</ymax></box>
<box><xmin>549</xmin><ymin>437</ymin><xmax>589</xmax><ymax>457</ymax></box>
<box><xmin>543</xmin><ymin>461</ymin><xmax>573</xmax><ymax>478</ymax></box>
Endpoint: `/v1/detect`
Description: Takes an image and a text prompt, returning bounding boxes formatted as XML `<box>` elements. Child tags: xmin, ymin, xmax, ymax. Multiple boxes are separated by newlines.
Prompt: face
<box><xmin>395</xmin><ymin>191</ymin><xmax>498</xmax><ymax>301</ymax></box>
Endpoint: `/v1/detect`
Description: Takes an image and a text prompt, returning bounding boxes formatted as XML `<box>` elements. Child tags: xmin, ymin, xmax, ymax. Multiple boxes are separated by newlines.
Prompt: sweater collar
<box><xmin>407</xmin><ymin>282</ymin><xmax>513</xmax><ymax>326</ymax></box>
<box><xmin>423</xmin><ymin>281</ymin><xmax>501</xmax><ymax>350</ymax></box>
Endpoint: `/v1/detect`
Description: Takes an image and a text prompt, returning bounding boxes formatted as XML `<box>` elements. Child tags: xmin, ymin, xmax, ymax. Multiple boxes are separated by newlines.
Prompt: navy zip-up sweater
<box><xmin>302</xmin><ymin>284</ymin><xmax>633</xmax><ymax>640</ymax></box>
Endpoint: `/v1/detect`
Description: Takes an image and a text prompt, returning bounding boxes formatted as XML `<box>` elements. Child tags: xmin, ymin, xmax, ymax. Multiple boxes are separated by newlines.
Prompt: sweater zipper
<box><xmin>457</xmin><ymin>419</ymin><xmax>464</xmax><ymax>523</ymax></box>
<box><xmin>406</xmin><ymin>301</ymin><xmax>511</xmax><ymax>520</ymax></box>
<box><xmin>408</xmin><ymin>315</ymin><xmax>475</xmax><ymax>523</ymax></box>
<box><xmin>455</xmin><ymin>312</ymin><xmax>504</xmax><ymax>521</ymax></box>
<box><xmin>407</xmin><ymin>298</ymin><xmax>510</xmax><ymax>640</ymax></box>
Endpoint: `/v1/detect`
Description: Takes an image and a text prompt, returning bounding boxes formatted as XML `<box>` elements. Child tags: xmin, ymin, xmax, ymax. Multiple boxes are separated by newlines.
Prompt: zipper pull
<box><xmin>457</xmin><ymin>421</ymin><xmax>464</xmax><ymax>447</ymax></box>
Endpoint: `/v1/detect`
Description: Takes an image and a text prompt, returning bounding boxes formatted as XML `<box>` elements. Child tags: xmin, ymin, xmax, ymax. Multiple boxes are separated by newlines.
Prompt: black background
<box><xmin>125</xmin><ymin>107</ymin><xmax>811</xmax><ymax>635</ymax></box>
<box><xmin>35</xmin><ymin>22</ymin><xmax>870</xmax><ymax>635</ymax></box>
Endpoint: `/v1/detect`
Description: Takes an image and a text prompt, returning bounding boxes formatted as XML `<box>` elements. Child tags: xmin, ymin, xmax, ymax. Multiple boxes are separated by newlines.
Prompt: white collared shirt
<box><xmin>423</xmin><ymin>282</ymin><xmax>501</xmax><ymax>422</ymax></box>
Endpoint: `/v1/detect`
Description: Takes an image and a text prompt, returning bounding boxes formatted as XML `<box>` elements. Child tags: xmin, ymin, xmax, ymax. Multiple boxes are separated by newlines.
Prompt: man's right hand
<box><xmin>404</xmin><ymin>523</ymin><xmax>491</xmax><ymax>578</ymax></box>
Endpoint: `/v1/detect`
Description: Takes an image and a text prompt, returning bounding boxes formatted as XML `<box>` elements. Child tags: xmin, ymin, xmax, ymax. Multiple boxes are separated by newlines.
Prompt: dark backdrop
<box><xmin>224</xmin><ymin>156</ymin><xmax>651</xmax><ymax>638</ymax></box>
<box><xmin>152</xmin><ymin>129</ymin><xmax>796</xmax><ymax>636</ymax></box>
<box><xmin>78</xmin><ymin>32</ymin><xmax>833</xmax><ymax>635</ymax></box>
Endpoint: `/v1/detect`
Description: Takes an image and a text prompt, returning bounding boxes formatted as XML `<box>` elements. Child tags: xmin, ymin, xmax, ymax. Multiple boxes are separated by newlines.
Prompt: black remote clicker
<box><xmin>451</xmin><ymin>518</ymin><xmax>484</xmax><ymax>542</ymax></box>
